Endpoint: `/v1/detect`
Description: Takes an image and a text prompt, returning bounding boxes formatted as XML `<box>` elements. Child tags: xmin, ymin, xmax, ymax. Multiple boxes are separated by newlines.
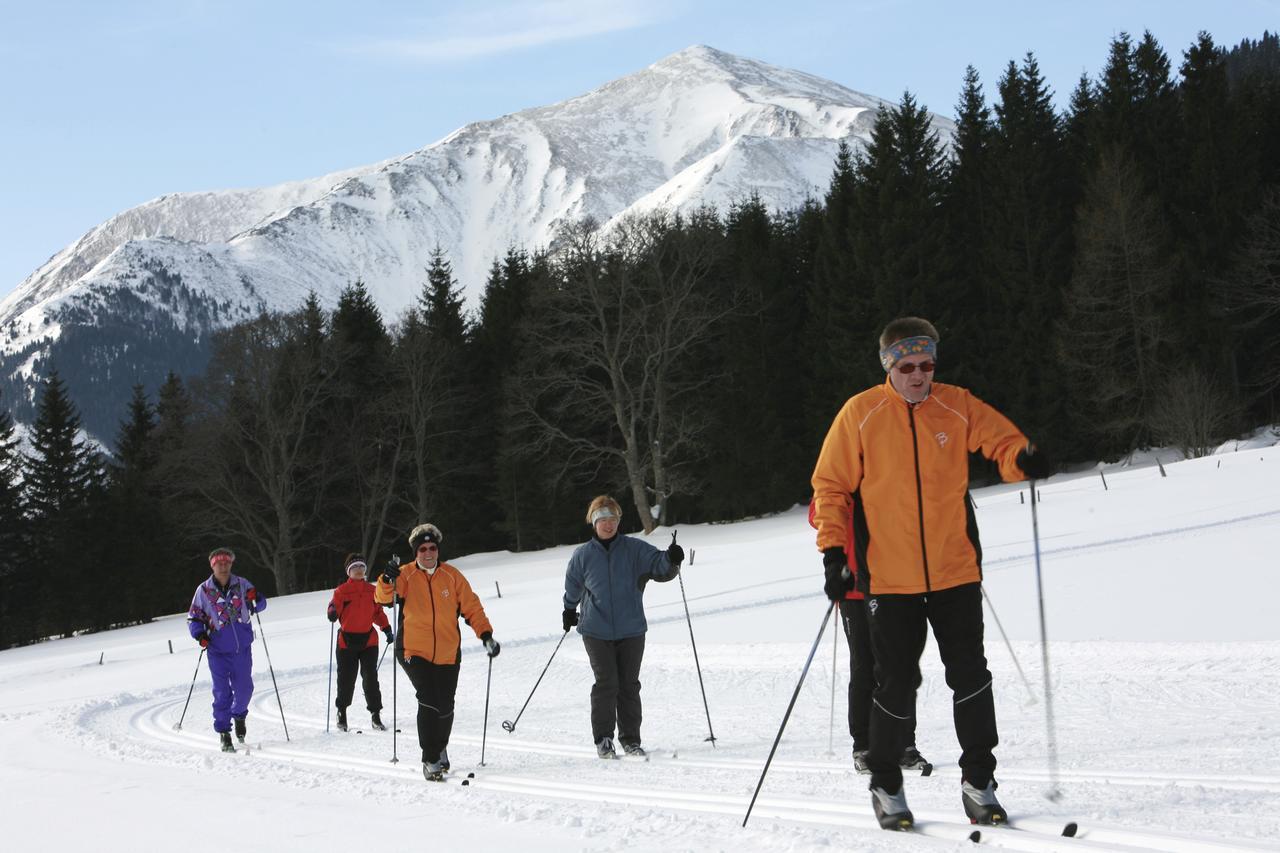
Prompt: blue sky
<box><xmin>1</xmin><ymin>0</ymin><xmax>1273</xmax><ymax>297</ymax></box>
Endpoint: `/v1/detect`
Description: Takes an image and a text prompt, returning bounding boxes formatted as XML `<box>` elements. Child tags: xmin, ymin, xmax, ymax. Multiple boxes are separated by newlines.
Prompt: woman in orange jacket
<box><xmin>327</xmin><ymin>553</ymin><xmax>391</xmax><ymax>732</ymax></box>
<box><xmin>811</xmin><ymin>316</ymin><xmax>1051</xmax><ymax>831</ymax></box>
<box><xmin>375</xmin><ymin>522</ymin><xmax>499</xmax><ymax>781</ymax></box>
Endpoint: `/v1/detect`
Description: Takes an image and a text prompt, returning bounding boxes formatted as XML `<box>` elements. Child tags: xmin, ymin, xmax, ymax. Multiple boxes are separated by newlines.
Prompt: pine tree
<box><xmin>986</xmin><ymin>54</ymin><xmax>1074</xmax><ymax>453</ymax></box>
<box><xmin>24</xmin><ymin>371</ymin><xmax>104</xmax><ymax>635</ymax></box>
<box><xmin>942</xmin><ymin>66</ymin><xmax>997</xmax><ymax>389</ymax></box>
<box><xmin>0</xmin><ymin>392</ymin><xmax>29</xmax><ymax>647</ymax></box>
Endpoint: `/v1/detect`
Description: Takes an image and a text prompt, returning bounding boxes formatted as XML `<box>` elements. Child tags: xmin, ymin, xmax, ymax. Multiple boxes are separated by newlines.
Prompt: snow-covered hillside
<box><xmin>0</xmin><ymin>45</ymin><xmax>947</xmax><ymax>371</ymax></box>
<box><xmin>3</xmin><ymin>443</ymin><xmax>1278</xmax><ymax>852</ymax></box>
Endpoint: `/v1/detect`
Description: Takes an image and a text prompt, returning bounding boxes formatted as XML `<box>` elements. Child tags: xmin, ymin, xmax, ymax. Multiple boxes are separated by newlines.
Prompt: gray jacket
<box><xmin>563</xmin><ymin>534</ymin><xmax>679</xmax><ymax>640</ymax></box>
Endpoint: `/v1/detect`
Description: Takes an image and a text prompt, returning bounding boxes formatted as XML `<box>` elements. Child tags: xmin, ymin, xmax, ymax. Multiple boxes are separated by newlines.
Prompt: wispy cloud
<box><xmin>348</xmin><ymin>0</ymin><xmax>667</xmax><ymax>62</ymax></box>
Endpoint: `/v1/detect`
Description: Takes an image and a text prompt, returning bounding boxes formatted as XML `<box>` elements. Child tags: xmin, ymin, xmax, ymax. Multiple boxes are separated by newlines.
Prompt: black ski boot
<box><xmin>233</xmin><ymin>716</ymin><xmax>247</xmax><ymax>744</ymax></box>
<box><xmin>439</xmin><ymin>747</ymin><xmax>450</xmax><ymax>772</ymax></box>
<box><xmin>853</xmin><ymin>748</ymin><xmax>870</xmax><ymax>774</ymax></box>
<box><xmin>596</xmin><ymin>737</ymin><xmax>617</xmax><ymax>759</ymax></box>
<box><xmin>961</xmin><ymin>779</ymin><xmax>1008</xmax><ymax>825</ymax></box>
<box><xmin>870</xmin><ymin>784</ymin><xmax>913</xmax><ymax>830</ymax></box>
<box><xmin>337</xmin><ymin>708</ymin><xmax>348</xmax><ymax>732</ymax></box>
<box><xmin>423</xmin><ymin>757</ymin><xmax>446</xmax><ymax>782</ymax></box>
<box><xmin>370</xmin><ymin>711</ymin><xmax>386</xmax><ymax>731</ymax></box>
<box><xmin>621</xmin><ymin>741</ymin><xmax>646</xmax><ymax>758</ymax></box>
<box><xmin>219</xmin><ymin>731</ymin><xmax>236</xmax><ymax>753</ymax></box>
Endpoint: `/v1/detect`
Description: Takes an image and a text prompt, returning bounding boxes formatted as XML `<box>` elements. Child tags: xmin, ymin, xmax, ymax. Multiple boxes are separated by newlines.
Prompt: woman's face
<box><xmin>593</xmin><ymin>516</ymin><xmax>620</xmax><ymax>540</ymax></box>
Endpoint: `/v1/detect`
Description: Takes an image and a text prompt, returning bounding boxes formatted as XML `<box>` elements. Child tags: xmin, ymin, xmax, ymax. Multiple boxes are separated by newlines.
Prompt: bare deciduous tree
<box><xmin>1149</xmin><ymin>364</ymin><xmax>1239</xmax><ymax>459</ymax></box>
<box><xmin>182</xmin><ymin>310</ymin><xmax>341</xmax><ymax>594</ymax></box>
<box><xmin>1058</xmin><ymin>145</ymin><xmax>1177</xmax><ymax>454</ymax></box>
<box><xmin>507</xmin><ymin>211</ymin><xmax>733</xmax><ymax>532</ymax></box>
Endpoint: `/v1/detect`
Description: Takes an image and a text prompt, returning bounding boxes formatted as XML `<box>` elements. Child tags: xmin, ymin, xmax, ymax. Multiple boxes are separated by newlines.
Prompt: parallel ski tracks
<box><xmin>116</xmin><ymin>691</ymin><xmax>1277</xmax><ymax>852</ymax></box>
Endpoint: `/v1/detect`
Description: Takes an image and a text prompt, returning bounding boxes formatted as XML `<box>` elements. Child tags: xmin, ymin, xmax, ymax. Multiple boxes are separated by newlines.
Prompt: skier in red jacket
<box><xmin>328</xmin><ymin>553</ymin><xmax>392</xmax><ymax>732</ymax></box>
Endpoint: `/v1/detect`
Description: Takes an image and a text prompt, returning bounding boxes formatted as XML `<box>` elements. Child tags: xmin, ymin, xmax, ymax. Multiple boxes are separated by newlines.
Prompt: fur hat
<box><xmin>343</xmin><ymin>553</ymin><xmax>368</xmax><ymax>578</ymax></box>
<box><xmin>208</xmin><ymin>547</ymin><xmax>235</xmax><ymax>565</ymax></box>
<box><xmin>407</xmin><ymin>523</ymin><xmax>443</xmax><ymax>552</ymax></box>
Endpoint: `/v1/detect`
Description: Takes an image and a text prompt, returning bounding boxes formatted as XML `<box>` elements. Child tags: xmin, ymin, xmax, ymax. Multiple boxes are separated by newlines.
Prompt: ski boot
<box><xmin>961</xmin><ymin>779</ymin><xmax>1008</xmax><ymax>825</ymax></box>
<box><xmin>423</xmin><ymin>757</ymin><xmax>447</xmax><ymax>782</ymax></box>
<box><xmin>219</xmin><ymin>731</ymin><xmax>236</xmax><ymax>753</ymax></box>
<box><xmin>853</xmin><ymin>748</ymin><xmax>870</xmax><ymax>774</ymax></box>
<box><xmin>870</xmin><ymin>784</ymin><xmax>913</xmax><ymax>830</ymax></box>
<box><xmin>596</xmin><ymin>736</ymin><xmax>617</xmax><ymax>759</ymax></box>
<box><xmin>370</xmin><ymin>711</ymin><xmax>386</xmax><ymax>731</ymax></box>
<box><xmin>233</xmin><ymin>716</ymin><xmax>247</xmax><ymax>744</ymax></box>
<box><xmin>439</xmin><ymin>747</ymin><xmax>450</xmax><ymax>772</ymax></box>
<box><xmin>900</xmin><ymin>745</ymin><xmax>931</xmax><ymax>774</ymax></box>
<box><xmin>337</xmin><ymin>708</ymin><xmax>348</xmax><ymax>732</ymax></box>
<box><xmin>621</xmin><ymin>741</ymin><xmax>646</xmax><ymax>758</ymax></box>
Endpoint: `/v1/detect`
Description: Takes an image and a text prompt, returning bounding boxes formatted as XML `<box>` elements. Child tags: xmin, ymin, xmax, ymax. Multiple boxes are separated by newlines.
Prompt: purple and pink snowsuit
<box><xmin>187</xmin><ymin>573</ymin><xmax>266</xmax><ymax>733</ymax></box>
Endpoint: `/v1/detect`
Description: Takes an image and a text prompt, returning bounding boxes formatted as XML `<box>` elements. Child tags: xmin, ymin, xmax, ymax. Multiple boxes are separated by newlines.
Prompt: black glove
<box><xmin>823</xmin><ymin>547</ymin><xmax>855</xmax><ymax>601</ymax></box>
<box><xmin>1016</xmin><ymin>444</ymin><xmax>1053</xmax><ymax>480</ymax></box>
<box><xmin>481</xmin><ymin>631</ymin><xmax>500</xmax><ymax>658</ymax></box>
<box><xmin>382</xmin><ymin>627</ymin><xmax>394</xmax><ymax>643</ymax></box>
<box><xmin>381</xmin><ymin>558</ymin><xmax>401</xmax><ymax>584</ymax></box>
<box><xmin>562</xmin><ymin>609</ymin><xmax>579</xmax><ymax>632</ymax></box>
<box><xmin>666</xmin><ymin>542</ymin><xmax>685</xmax><ymax>566</ymax></box>
<box><xmin>327</xmin><ymin>606</ymin><xmax>338</xmax><ymax>624</ymax></box>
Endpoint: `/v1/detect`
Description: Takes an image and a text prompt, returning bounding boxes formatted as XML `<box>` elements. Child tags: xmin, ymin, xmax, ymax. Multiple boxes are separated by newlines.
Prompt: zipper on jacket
<box><xmin>426</xmin><ymin>570</ymin><xmax>437</xmax><ymax>662</ymax></box>
<box><xmin>908</xmin><ymin>404</ymin><xmax>932</xmax><ymax>591</ymax></box>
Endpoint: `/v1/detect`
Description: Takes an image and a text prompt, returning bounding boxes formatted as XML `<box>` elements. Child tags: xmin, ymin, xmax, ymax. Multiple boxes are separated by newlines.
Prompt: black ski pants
<box><xmin>839</xmin><ymin>598</ymin><xmax>919</xmax><ymax>753</ymax></box>
<box><xmin>399</xmin><ymin>656</ymin><xmax>460</xmax><ymax>764</ymax></box>
<box><xmin>335</xmin><ymin>642</ymin><xmax>383</xmax><ymax>713</ymax></box>
<box><xmin>582</xmin><ymin>634</ymin><xmax>645</xmax><ymax>746</ymax></box>
<box><xmin>865</xmin><ymin>582</ymin><xmax>997</xmax><ymax>792</ymax></box>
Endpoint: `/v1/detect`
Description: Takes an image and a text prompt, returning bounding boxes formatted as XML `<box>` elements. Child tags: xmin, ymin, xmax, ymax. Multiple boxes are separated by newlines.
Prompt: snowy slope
<box><xmin>0</xmin><ymin>45</ymin><xmax>948</xmax><ymax>375</ymax></box>
<box><xmin>3</xmin><ymin>442</ymin><xmax>1278</xmax><ymax>852</ymax></box>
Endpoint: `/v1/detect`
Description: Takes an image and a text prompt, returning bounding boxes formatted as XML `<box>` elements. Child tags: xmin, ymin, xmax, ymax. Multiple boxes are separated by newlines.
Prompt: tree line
<box><xmin>1</xmin><ymin>30</ymin><xmax>1278</xmax><ymax>648</ymax></box>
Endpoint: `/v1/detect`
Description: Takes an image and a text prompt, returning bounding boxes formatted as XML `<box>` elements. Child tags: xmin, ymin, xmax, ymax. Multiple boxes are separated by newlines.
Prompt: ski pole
<box><xmin>501</xmin><ymin>629</ymin><xmax>570</xmax><ymax>733</ymax></box>
<box><xmin>326</xmin><ymin>621</ymin><xmax>335</xmax><ymax>733</ymax></box>
<box><xmin>378</xmin><ymin>639</ymin><xmax>390</xmax><ymax>672</ymax></box>
<box><xmin>1030</xmin><ymin>478</ymin><xmax>1061</xmax><ymax>801</ymax></box>
<box><xmin>254</xmin><ymin>608</ymin><xmax>290</xmax><ymax>741</ymax></box>
<box><xmin>673</xmin><ymin>531</ymin><xmax>716</xmax><ymax>746</ymax></box>
<box><xmin>981</xmin><ymin>584</ymin><xmax>1036</xmax><ymax>704</ymax></box>
<box><xmin>827</xmin><ymin>602</ymin><xmax>838</xmax><ymax>756</ymax></box>
<box><xmin>743</xmin><ymin>601</ymin><xmax>836</xmax><ymax>827</ymax></box>
<box><xmin>175</xmin><ymin>647</ymin><xmax>205</xmax><ymax>730</ymax></box>
<box><xmin>480</xmin><ymin>653</ymin><xmax>493</xmax><ymax>766</ymax></box>
<box><xmin>391</xmin><ymin>594</ymin><xmax>400</xmax><ymax>764</ymax></box>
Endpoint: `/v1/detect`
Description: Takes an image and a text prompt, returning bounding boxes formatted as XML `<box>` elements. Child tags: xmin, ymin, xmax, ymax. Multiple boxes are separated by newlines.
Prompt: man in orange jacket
<box><xmin>811</xmin><ymin>317</ymin><xmax>1051</xmax><ymax>830</ymax></box>
<box><xmin>376</xmin><ymin>522</ymin><xmax>500</xmax><ymax>781</ymax></box>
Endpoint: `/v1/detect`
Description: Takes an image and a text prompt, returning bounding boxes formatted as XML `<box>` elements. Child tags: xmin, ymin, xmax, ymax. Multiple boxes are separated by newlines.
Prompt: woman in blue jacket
<box><xmin>562</xmin><ymin>495</ymin><xmax>683</xmax><ymax>758</ymax></box>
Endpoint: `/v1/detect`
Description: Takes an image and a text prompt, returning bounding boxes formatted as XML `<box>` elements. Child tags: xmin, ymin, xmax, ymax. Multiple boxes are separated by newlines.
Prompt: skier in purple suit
<box><xmin>187</xmin><ymin>546</ymin><xmax>266</xmax><ymax>752</ymax></box>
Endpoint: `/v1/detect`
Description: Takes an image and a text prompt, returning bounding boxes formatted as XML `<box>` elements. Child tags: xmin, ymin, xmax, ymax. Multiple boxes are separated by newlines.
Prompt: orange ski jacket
<box><xmin>375</xmin><ymin>561</ymin><xmax>493</xmax><ymax>665</ymax></box>
<box><xmin>811</xmin><ymin>378</ymin><xmax>1029</xmax><ymax>596</ymax></box>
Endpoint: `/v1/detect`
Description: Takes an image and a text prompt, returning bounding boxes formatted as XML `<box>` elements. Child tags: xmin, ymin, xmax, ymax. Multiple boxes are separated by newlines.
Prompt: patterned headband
<box><xmin>879</xmin><ymin>336</ymin><xmax>937</xmax><ymax>371</ymax></box>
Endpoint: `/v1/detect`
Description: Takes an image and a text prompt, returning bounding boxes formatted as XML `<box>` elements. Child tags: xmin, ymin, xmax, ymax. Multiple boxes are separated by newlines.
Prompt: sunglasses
<box><xmin>417</xmin><ymin>544</ymin><xmax>438</xmax><ymax>553</ymax></box>
<box><xmin>894</xmin><ymin>360</ymin><xmax>935</xmax><ymax>375</ymax></box>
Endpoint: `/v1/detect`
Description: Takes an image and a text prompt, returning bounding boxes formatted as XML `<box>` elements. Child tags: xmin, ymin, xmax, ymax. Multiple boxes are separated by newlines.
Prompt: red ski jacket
<box><xmin>328</xmin><ymin>578</ymin><xmax>390</xmax><ymax>650</ymax></box>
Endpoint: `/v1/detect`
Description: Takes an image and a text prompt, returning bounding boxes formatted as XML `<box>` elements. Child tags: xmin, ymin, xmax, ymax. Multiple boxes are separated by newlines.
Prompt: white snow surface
<box><xmin>0</xmin><ymin>45</ymin><xmax>943</xmax><ymax>360</ymax></box>
<box><xmin>3</xmin><ymin>443</ymin><xmax>1280</xmax><ymax>851</ymax></box>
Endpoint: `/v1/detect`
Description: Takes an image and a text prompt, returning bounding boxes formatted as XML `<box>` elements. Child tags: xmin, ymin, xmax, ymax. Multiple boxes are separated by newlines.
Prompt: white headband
<box><xmin>590</xmin><ymin>507</ymin><xmax>617</xmax><ymax>523</ymax></box>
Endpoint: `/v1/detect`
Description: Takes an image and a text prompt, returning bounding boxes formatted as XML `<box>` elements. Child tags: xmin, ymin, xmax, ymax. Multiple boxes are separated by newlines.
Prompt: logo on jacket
<box><xmin>868</xmin><ymin>599</ymin><xmax>878</xmax><ymax>616</ymax></box>
<box><xmin>441</xmin><ymin>588</ymin><xmax>450</xmax><ymax>598</ymax></box>
<box><xmin>935</xmin><ymin>431</ymin><xmax>949</xmax><ymax>447</ymax></box>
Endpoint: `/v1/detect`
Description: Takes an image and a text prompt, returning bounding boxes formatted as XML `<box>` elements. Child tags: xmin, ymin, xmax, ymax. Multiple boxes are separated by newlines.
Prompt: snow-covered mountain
<box><xmin>0</xmin><ymin>45</ymin><xmax>954</xmax><ymax>435</ymax></box>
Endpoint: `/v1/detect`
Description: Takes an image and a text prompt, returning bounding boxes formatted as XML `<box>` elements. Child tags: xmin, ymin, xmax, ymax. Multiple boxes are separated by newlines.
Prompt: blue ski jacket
<box><xmin>563</xmin><ymin>534</ymin><xmax>678</xmax><ymax>641</ymax></box>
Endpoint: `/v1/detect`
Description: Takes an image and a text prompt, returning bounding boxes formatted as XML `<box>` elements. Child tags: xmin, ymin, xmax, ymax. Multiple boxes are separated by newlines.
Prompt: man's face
<box><xmin>211</xmin><ymin>556</ymin><xmax>233</xmax><ymax>583</ymax></box>
<box><xmin>889</xmin><ymin>353</ymin><xmax>935</xmax><ymax>404</ymax></box>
